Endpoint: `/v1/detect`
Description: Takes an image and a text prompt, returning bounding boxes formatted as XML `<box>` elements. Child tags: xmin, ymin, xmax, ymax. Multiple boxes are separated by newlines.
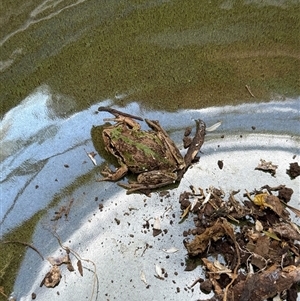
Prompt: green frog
<box><xmin>97</xmin><ymin>107</ymin><xmax>206</xmax><ymax>194</ymax></box>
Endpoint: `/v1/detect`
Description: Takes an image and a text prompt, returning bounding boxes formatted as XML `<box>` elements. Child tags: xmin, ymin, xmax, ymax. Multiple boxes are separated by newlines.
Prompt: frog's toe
<box><xmin>99</xmin><ymin>168</ymin><xmax>113</xmax><ymax>178</ymax></box>
<box><xmin>97</xmin><ymin>168</ymin><xmax>117</xmax><ymax>181</ymax></box>
<box><xmin>98</xmin><ymin>165</ymin><xmax>128</xmax><ymax>182</ymax></box>
<box><xmin>96</xmin><ymin>173</ymin><xmax>113</xmax><ymax>181</ymax></box>
<box><xmin>120</xmin><ymin>183</ymin><xmax>154</xmax><ymax>196</ymax></box>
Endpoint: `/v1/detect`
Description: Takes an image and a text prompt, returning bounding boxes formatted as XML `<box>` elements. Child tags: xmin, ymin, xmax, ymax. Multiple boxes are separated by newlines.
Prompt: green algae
<box><xmin>0</xmin><ymin>167</ymin><xmax>100</xmax><ymax>300</ymax></box>
<box><xmin>0</xmin><ymin>210</ymin><xmax>45</xmax><ymax>301</ymax></box>
<box><xmin>1</xmin><ymin>0</ymin><xmax>299</xmax><ymax>115</ymax></box>
<box><xmin>0</xmin><ymin>1</ymin><xmax>299</xmax><ymax>294</ymax></box>
<box><xmin>0</xmin><ymin>2</ymin><xmax>299</xmax><ymax>299</ymax></box>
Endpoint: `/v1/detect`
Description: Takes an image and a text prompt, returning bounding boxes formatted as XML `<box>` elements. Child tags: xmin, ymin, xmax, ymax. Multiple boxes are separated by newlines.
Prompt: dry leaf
<box><xmin>162</xmin><ymin>247</ymin><xmax>179</xmax><ymax>254</ymax></box>
<box><xmin>201</xmin><ymin>258</ymin><xmax>223</xmax><ymax>295</ymax></box>
<box><xmin>67</xmin><ymin>261</ymin><xmax>75</xmax><ymax>272</ymax></box>
<box><xmin>206</xmin><ymin>121</ymin><xmax>222</xmax><ymax>132</ymax></box>
<box><xmin>272</xmin><ymin>222</ymin><xmax>300</xmax><ymax>241</ymax></box>
<box><xmin>255</xmin><ymin>159</ymin><xmax>278</xmax><ymax>176</ymax></box>
<box><xmin>232</xmin><ymin>265</ymin><xmax>300</xmax><ymax>300</ymax></box>
<box><xmin>47</xmin><ymin>255</ymin><xmax>69</xmax><ymax>266</ymax></box>
<box><xmin>185</xmin><ymin>218</ymin><xmax>235</xmax><ymax>256</ymax></box>
<box><xmin>140</xmin><ymin>270</ymin><xmax>147</xmax><ymax>285</ymax></box>
<box><xmin>155</xmin><ymin>264</ymin><xmax>164</xmax><ymax>279</ymax></box>
<box><xmin>213</xmin><ymin>260</ymin><xmax>232</xmax><ymax>276</ymax></box>
<box><xmin>255</xmin><ymin>220</ymin><xmax>263</xmax><ymax>232</ymax></box>
<box><xmin>85</xmin><ymin>149</ymin><xmax>97</xmax><ymax>165</ymax></box>
<box><xmin>77</xmin><ymin>260</ymin><xmax>83</xmax><ymax>276</ymax></box>
<box><xmin>40</xmin><ymin>265</ymin><xmax>61</xmax><ymax>288</ymax></box>
<box><xmin>153</xmin><ymin>217</ymin><xmax>161</xmax><ymax>230</ymax></box>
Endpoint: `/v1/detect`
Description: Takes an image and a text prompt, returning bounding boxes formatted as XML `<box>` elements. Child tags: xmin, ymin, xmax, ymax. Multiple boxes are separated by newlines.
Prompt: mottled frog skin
<box><xmin>97</xmin><ymin>107</ymin><xmax>206</xmax><ymax>194</ymax></box>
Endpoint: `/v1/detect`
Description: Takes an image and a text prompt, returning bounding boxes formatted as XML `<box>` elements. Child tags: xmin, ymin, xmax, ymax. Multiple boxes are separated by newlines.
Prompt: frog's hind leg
<box><xmin>98</xmin><ymin>107</ymin><xmax>143</xmax><ymax>121</ymax></box>
<box><xmin>119</xmin><ymin>172</ymin><xmax>177</xmax><ymax>195</ymax></box>
<box><xmin>144</xmin><ymin>119</ymin><xmax>169</xmax><ymax>136</ymax></box>
<box><xmin>104</xmin><ymin>116</ymin><xmax>141</xmax><ymax>130</ymax></box>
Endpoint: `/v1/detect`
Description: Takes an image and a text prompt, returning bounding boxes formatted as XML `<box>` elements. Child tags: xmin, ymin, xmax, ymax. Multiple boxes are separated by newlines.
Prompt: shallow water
<box><xmin>1</xmin><ymin>88</ymin><xmax>299</xmax><ymax>232</ymax></box>
<box><xmin>1</xmin><ymin>87</ymin><xmax>299</xmax><ymax>300</ymax></box>
<box><xmin>0</xmin><ymin>0</ymin><xmax>300</xmax><ymax>300</ymax></box>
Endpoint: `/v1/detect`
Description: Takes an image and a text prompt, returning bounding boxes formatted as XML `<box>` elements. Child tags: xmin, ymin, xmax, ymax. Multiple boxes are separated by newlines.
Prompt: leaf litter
<box><xmin>179</xmin><ymin>182</ymin><xmax>300</xmax><ymax>301</ymax></box>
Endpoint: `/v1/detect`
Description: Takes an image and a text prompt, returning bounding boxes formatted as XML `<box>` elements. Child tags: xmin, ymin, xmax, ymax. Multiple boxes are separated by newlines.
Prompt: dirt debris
<box><xmin>255</xmin><ymin>159</ymin><xmax>278</xmax><ymax>176</ymax></box>
<box><xmin>286</xmin><ymin>162</ymin><xmax>300</xmax><ymax>179</ymax></box>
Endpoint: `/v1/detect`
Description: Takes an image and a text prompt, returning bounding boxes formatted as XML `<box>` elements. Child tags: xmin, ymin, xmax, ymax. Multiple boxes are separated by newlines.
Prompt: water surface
<box><xmin>1</xmin><ymin>0</ymin><xmax>299</xmax><ymax>115</ymax></box>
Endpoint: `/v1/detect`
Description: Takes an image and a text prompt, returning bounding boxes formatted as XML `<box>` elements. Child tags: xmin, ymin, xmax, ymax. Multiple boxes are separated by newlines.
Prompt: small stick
<box><xmin>84</xmin><ymin>149</ymin><xmax>97</xmax><ymax>166</ymax></box>
<box><xmin>245</xmin><ymin>85</ymin><xmax>255</xmax><ymax>97</ymax></box>
<box><xmin>189</xmin><ymin>277</ymin><xmax>201</xmax><ymax>288</ymax></box>
<box><xmin>1</xmin><ymin>240</ymin><xmax>44</xmax><ymax>260</ymax></box>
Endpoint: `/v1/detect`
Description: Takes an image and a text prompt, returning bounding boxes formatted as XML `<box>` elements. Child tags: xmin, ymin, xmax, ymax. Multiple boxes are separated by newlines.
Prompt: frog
<box><xmin>96</xmin><ymin>107</ymin><xmax>206</xmax><ymax>194</ymax></box>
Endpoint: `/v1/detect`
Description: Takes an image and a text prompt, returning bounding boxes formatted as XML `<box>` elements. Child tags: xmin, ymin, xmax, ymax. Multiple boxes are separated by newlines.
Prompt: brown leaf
<box><xmin>252</xmin><ymin>194</ymin><xmax>289</xmax><ymax>219</ymax></box>
<box><xmin>246</xmin><ymin>235</ymin><xmax>270</xmax><ymax>269</ymax></box>
<box><xmin>77</xmin><ymin>260</ymin><xmax>83</xmax><ymax>276</ymax></box>
<box><xmin>202</xmin><ymin>258</ymin><xmax>224</xmax><ymax>296</ymax></box>
<box><xmin>232</xmin><ymin>265</ymin><xmax>300</xmax><ymax>301</ymax></box>
<box><xmin>47</xmin><ymin>255</ymin><xmax>69</xmax><ymax>266</ymax></box>
<box><xmin>272</xmin><ymin>222</ymin><xmax>300</xmax><ymax>241</ymax></box>
<box><xmin>265</xmin><ymin>195</ymin><xmax>289</xmax><ymax>218</ymax></box>
<box><xmin>184</xmin><ymin>218</ymin><xmax>235</xmax><ymax>256</ymax></box>
<box><xmin>40</xmin><ymin>265</ymin><xmax>61</xmax><ymax>288</ymax></box>
<box><xmin>255</xmin><ymin>159</ymin><xmax>278</xmax><ymax>176</ymax></box>
<box><xmin>67</xmin><ymin>262</ymin><xmax>75</xmax><ymax>272</ymax></box>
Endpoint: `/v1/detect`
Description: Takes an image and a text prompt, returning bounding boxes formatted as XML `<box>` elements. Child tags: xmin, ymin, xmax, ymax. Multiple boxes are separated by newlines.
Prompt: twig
<box><xmin>223</xmin><ymin>222</ymin><xmax>241</xmax><ymax>301</ymax></box>
<box><xmin>162</xmin><ymin>205</ymin><xmax>173</xmax><ymax>217</ymax></box>
<box><xmin>245</xmin><ymin>85</ymin><xmax>255</xmax><ymax>97</ymax></box>
<box><xmin>52</xmin><ymin>231</ymin><xmax>99</xmax><ymax>301</ymax></box>
<box><xmin>244</xmin><ymin>190</ymin><xmax>253</xmax><ymax>202</ymax></box>
<box><xmin>84</xmin><ymin>149</ymin><xmax>97</xmax><ymax>166</ymax></box>
<box><xmin>0</xmin><ymin>287</ymin><xmax>8</xmax><ymax>298</ymax></box>
<box><xmin>141</xmin><ymin>243</ymin><xmax>150</xmax><ymax>257</ymax></box>
<box><xmin>189</xmin><ymin>277</ymin><xmax>201</xmax><ymax>288</ymax></box>
<box><xmin>1</xmin><ymin>240</ymin><xmax>44</xmax><ymax>260</ymax></box>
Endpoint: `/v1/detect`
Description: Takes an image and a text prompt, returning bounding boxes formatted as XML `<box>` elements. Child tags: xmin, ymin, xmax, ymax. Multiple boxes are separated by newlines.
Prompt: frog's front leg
<box><xmin>98</xmin><ymin>164</ymin><xmax>128</xmax><ymax>181</ymax></box>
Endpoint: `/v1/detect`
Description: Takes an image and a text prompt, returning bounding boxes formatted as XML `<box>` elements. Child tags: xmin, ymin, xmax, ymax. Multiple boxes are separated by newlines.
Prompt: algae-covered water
<box><xmin>1</xmin><ymin>0</ymin><xmax>299</xmax><ymax>115</ymax></box>
<box><xmin>0</xmin><ymin>1</ymin><xmax>299</xmax><ymax>300</ymax></box>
